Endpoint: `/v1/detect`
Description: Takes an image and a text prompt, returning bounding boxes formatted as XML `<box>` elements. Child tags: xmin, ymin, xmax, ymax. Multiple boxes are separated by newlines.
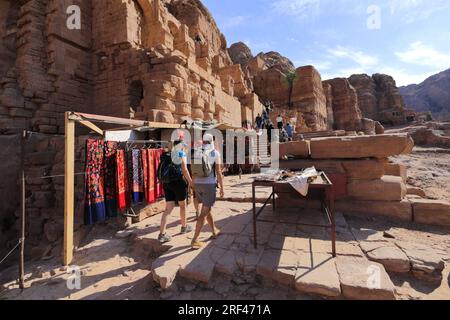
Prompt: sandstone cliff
<box><xmin>400</xmin><ymin>68</ymin><xmax>450</xmax><ymax>121</ymax></box>
<box><xmin>348</xmin><ymin>73</ymin><xmax>407</xmax><ymax>126</ymax></box>
<box><xmin>229</xmin><ymin>41</ymin><xmax>327</xmax><ymax>132</ymax></box>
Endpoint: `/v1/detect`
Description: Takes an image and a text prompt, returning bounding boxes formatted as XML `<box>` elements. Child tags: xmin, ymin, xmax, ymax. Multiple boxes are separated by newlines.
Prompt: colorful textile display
<box><xmin>85</xmin><ymin>140</ymin><xmax>166</xmax><ymax>225</ymax></box>
<box><xmin>104</xmin><ymin>141</ymin><xmax>118</xmax><ymax>218</ymax></box>
<box><xmin>116</xmin><ymin>149</ymin><xmax>130</xmax><ymax>211</ymax></box>
<box><xmin>84</xmin><ymin>139</ymin><xmax>106</xmax><ymax>225</ymax></box>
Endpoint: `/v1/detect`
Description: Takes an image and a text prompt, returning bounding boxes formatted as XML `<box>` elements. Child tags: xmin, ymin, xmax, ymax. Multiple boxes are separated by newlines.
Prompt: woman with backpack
<box><xmin>190</xmin><ymin>133</ymin><xmax>225</xmax><ymax>250</ymax></box>
<box><xmin>157</xmin><ymin>139</ymin><xmax>194</xmax><ymax>243</ymax></box>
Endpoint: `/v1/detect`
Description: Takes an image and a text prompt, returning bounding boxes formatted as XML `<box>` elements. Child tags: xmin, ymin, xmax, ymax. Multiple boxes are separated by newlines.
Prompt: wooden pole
<box><xmin>19</xmin><ymin>130</ymin><xmax>26</xmax><ymax>289</ymax></box>
<box><xmin>63</xmin><ymin>112</ymin><xmax>75</xmax><ymax>266</ymax></box>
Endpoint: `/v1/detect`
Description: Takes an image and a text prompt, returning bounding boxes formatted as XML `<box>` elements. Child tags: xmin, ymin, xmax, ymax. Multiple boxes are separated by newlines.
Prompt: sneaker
<box><xmin>211</xmin><ymin>228</ymin><xmax>221</xmax><ymax>239</ymax></box>
<box><xmin>191</xmin><ymin>241</ymin><xmax>205</xmax><ymax>250</ymax></box>
<box><xmin>181</xmin><ymin>225</ymin><xmax>193</xmax><ymax>234</ymax></box>
<box><xmin>158</xmin><ymin>233</ymin><xmax>172</xmax><ymax>243</ymax></box>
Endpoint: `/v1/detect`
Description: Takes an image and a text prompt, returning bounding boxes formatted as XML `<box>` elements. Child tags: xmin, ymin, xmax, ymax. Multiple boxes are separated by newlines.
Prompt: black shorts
<box><xmin>163</xmin><ymin>180</ymin><xmax>187</xmax><ymax>203</ymax></box>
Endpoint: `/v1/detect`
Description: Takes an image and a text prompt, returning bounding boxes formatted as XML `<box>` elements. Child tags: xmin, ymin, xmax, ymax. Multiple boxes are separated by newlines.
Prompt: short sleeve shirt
<box><xmin>193</xmin><ymin>148</ymin><xmax>221</xmax><ymax>185</ymax></box>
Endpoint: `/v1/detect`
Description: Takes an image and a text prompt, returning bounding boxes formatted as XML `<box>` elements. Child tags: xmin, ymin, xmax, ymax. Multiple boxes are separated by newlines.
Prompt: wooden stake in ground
<box><xmin>64</xmin><ymin>112</ymin><xmax>75</xmax><ymax>266</ymax></box>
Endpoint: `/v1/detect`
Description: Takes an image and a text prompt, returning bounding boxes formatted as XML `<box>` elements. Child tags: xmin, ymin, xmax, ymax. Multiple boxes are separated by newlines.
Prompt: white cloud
<box><xmin>272</xmin><ymin>0</ymin><xmax>320</xmax><ymax>18</ymax></box>
<box><xmin>327</xmin><ymin>46</ymin><xmax>379</xmax><ymax>67</ymax></box>
<box><xmin>388</xmin><ymin>0</ymin><xmax>450</xmax><ymax>23</ymax></box>
<box><xmin>395</xmin><ymin>41</ymin><xmax>450</xmax><ymax>69</ymax></box>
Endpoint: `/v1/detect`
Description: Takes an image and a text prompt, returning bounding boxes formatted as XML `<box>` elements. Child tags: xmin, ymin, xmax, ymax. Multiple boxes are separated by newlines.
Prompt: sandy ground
<box><xmin>0</xmin><ymin>148</ymin><xmax>449</xmax><ymax>300</ymax></box>
<box><xmin>392</xmin><ymin>148</ymin><xmax>450</xmax><ymax>201</ymax></box>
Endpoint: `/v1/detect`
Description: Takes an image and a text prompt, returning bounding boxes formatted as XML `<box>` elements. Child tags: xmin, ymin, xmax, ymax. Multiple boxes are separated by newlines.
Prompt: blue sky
<box><xmin>202</xmin><ymin>0</ymin><xmax>450</xmax><ymax>86</ymax></box>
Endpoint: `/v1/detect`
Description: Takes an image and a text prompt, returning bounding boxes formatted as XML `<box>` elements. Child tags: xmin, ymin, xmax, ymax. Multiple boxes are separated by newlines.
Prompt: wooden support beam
<box><xmin>69</xmin><ymin>112</ymin><xmax>149</xmax><ymax>127</ymax></box>
<box><xmin>63</xmin><ymin>112</ymin><xmax>75</xmax><ymax>266</ymax></box>
<box><xmin>78</xmin><ymin>119</ymin><xmax>104</xmax><ymax>136</ymax></box>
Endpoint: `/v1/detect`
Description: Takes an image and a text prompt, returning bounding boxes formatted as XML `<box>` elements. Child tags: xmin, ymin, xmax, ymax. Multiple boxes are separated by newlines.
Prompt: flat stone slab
<box><xmin>336</xmin><ymin>200</ymin><xmax>412</xmax><ymax>221</ymax></box>
<box><xmin>295</xmin><ymin>252</ymin><xmax>341</xmax><ymax>298</ymax></box>
<box><xmin>396</xmin><ymin>242</ymin><xmax>445</xmax><ymax>283</ymax></box>
<box><xmin>310</xmin><ymin>134</ymin><xmax>414</xmax><ymax>159</ymax></box>
<box><xmin>179</xmin><ymin>248</ymin><xmax>216</xmax><ymax>283</ymax></box>
<box><xmin>273</xmin><ymin>250</ymin><xmax>298</xmax><ymax>286</ymax></box>
<box><xmin>351</xmin><ymin>228</ymin><xmax>387</xmax><ymax>242</ymax></box>
<box><xmin>336</xmin><ymin>256</ymin><xmax>396</xmax><ymax>300</ymax></box>
<box><xmin>410</xmin><ymin>199</ymin><xmax>450</xmax><ymax>227</ymax></box>
<box><xmin>256</xmin><ymin>249</ymin><xmax>281</xmax><ymax>279</ymax></box>
<box><xmin>366</xmin><ymin>246</ymin><xmax>411</xmax><ymax>273</ymax></box>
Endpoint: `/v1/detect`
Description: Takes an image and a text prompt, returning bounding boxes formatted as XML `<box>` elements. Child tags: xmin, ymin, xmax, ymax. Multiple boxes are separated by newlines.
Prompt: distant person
<box><xmin>267</xmin><ymin>121</ymin><xmax>274</xmax><ymax>143</ymax></box>
<box><xmin>285</xmin><ymin>123</ymin><xmax>294</xmax><ymax>141</ymax></box>
<box><xmin>276</xmin><ymin>114</ymin><xmax>283</xmax><ymax>130</ymax></box>
<box><xmin>255</xmin><ymin>114</ymin><xmax>263</xmax><ymax>129</ymax></box>
<box><xmin>157</xmin><ymin>138</ymin><xmax>194</xmax><ymax>243</ymax></box>
<box><xmin>190</xmin><ymin>134</ymin><xmax>224</xmax><ymax>249</ymax></box>
<box><xmin>262</xmin><ymin>108</ymin><xmax>269</xmax><ymax>122</ymax></box>
<box><xmin>281</xmin><ymin>128</ymin><xmax>289</xmax><ymax>142</ymax></box>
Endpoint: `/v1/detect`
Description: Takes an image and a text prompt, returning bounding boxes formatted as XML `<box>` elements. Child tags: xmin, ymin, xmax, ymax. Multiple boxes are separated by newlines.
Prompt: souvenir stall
<box><xmin>63</xmin><ymin>111</ymin><xmax>184</xmax><ymax>266</ymax></box>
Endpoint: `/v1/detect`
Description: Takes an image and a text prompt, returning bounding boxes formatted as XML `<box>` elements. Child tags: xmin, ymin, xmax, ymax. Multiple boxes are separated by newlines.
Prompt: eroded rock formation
<box><xmin>349</xmin><ymin>73</ymin><xmax>408</xmax><ymax>126</ymax></box>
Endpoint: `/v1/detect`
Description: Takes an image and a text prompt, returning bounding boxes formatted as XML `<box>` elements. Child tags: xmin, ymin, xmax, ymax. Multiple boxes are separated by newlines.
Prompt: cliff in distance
<box><xmin>400</xmin><ymin>68</ymin><xmax>450</xmax><ymax>121</ymax></box>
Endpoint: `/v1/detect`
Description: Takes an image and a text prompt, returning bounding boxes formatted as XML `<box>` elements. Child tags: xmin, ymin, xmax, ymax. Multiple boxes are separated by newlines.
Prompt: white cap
<box><xmin>203</xmin><ymin>133</ymin><xmax>214</xmax><ymax>143</ymax></box>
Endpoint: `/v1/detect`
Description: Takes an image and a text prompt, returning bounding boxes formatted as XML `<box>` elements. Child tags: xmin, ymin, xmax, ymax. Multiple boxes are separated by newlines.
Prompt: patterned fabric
<box><xmin>104</xmin><ymin>141</ymin><xmax>118</xmax><ymax>218</ymax></box>
<box><xmin>147</xmin><ymin>149</ymin><xmax>156</xmax><ymax>203</ymax></box>
<box><xmin>141</xmin><ymin>149</ymin><xmax>149</xmax><ymax>203</ymax></box>
<box><xmin>84</xmin><ymin>139</ymin><xmax>106</xmax><ymax>225</ymax></box>
<box><xmin>130</xmin><ymin>149</ymin><xmax>144</xmax><ymax>203</ymax></box>
<box><xmin>116</xmin><ymin>149</ymin><xmax>130</xmax><ymax>211</ymax></box>
<box><xmin>155</xmin><ymin>149</ymin><xmax>165</xmax><ymax>198</ymax></box>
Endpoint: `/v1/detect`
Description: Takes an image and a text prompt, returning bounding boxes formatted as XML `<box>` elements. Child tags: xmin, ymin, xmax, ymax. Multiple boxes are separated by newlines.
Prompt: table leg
<box><xmin>272</xmin><ymin>186</ymin><xmax>276</xmax><ymax>210</ymax></box>
<box><xmin>327</xmin><ymin>189</ymin><xmax>336</xmax><ymax>257</ymax></box>
<box><xmin>253</xmin><ymin>184</ymin><xmax>257</xmax><ymax>249</ymax></box>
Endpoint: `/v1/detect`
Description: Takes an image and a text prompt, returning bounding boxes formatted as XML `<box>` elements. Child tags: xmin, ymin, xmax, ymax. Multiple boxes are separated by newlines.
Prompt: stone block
<box><xmin>411</xmin><ymin>199</ymin><xmax>450</xmax><ymax>227</ymax></box>
<box><xmin>384</xmin><ymin>163</ymin><xmax>407</xmax><ymax>183</ymax></box>
<box><xmin>347</xmin><ymin>176</ymin><xmax>406</xmax><ymax>201</ymax></box>
<box><xmin>310</xmin><ymin>134</ymin><xmax>414</xmax><ymax>159</ymax></box>
<box><xmin>335</xmin><ymin>256</ymin><xmax>395</xmax><ymax>300</ymax></box>
<box><xmin>278</xmin><ymin>141</ymin><xmax>310</xmax><ymax>159</ymax></box>
<box><xmin>341</xmin><ymin>159</ymin><xmax>384</xmax><ymax>180</ymax></box>
<box><xmin>336</xmin><ymin>200</ymin><xmax>412</xmax><ymax>221</ymax></box>
<box><xmin>295</xmin><ymin>252</ymin><xmax>341</xmax><ymax>297</ymax></box>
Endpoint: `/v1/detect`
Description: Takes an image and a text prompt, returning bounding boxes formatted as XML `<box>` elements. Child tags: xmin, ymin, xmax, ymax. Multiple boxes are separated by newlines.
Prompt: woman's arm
<box><xmin>181</xmin><ymin>158</ymin><xmax>193</xmax><ymax>187</ymax></box>
<box><xmin>215</xmin><ymin>154</ymin><xmax>224</xmax><ymax>198</ymax></box>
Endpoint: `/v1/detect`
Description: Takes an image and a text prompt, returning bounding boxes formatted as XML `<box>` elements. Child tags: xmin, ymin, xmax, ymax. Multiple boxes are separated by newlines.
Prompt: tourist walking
<box><xmin>285</xmin><ymin>123</ymin><xmax>294</xmax><ymax>141</ymax></box>
<box><xmin>276</xmin><ymin>114</ymin><xmax>283</xmax><ymax>130</ymax></box>
<box><xmin>255</xmin><ymin>113</ymin><xmax>263</xmax><ymax>130</ymax></box>
<box><xmin>190</xmin><ymin>133</ymin><xmax>224</xmax><ymax>249</ymax></box>
<box><xmin>157</xmin><ymin>137</ymin><xmax>194</xmax><ymax>243</ymax></box>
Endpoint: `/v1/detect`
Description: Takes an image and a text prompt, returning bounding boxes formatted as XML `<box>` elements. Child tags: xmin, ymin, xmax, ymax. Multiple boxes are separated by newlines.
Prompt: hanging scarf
<box><xmin>116</xmin><ymin>149</ymin><xmax>130</xmax><ymax>211</ymax></box>
<box><xmin>129</xmin><ymin>149</ymin><xmax>144</xmax><ymax>203</ymax></box>
<box><xmin>84</xmin><ymin>139</ymin><xmax>106</xmax><ymax>225</ymax></box>
<box><xmin>104</xmin><ymin>141</ymin><xmax>118</xmax><ymax>218</ymax></box>
<box><xmin>141</xmin><ymin>149</ymin><xmax>149</xmax><ymax>203</ymax></box>
<box><xmin>155</xmin><ymin>149</ymin><xmax>165</xmax><ymax>198</ymax></box>
<box><xmin>147</xmin><ymin>149</ymin><xmax>156</xmax><ymax>203</ymax></box>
